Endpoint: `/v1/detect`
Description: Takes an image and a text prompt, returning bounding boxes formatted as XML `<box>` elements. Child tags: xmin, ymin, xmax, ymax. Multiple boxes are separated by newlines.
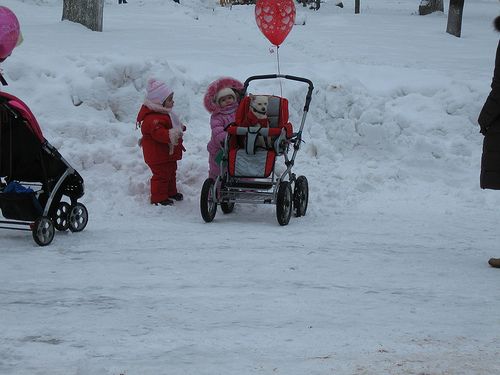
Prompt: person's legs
<box><xmin>149</xmin><ymin>163</ymin><xmax>171</xmax><ymax>204</ymax></box>
<box><xmin>481</xmin><ymin>132</ymin><xmax>500</xmax><ymax>189</ymax></box>
<box><xmin>208</xmin><ymin>150</ymin><xmax>220</xmax><ymax>180</ymax></box>
<box><xmin>167</xmin><ymin>162</ymin><xmax>183</xmax><ymax>200</ymax></box>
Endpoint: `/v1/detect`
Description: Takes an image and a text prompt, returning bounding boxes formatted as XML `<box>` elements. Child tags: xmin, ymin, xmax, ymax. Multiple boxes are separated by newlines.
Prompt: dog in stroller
<box><xmin>0</xmin><ymin>84</ymin><xmax>88</xmax><ymax>246</ymax></box>
<box><xmin>200</xmin><ymin>74</ymin><xmax>313</xmax><ymax>226</ymax></box>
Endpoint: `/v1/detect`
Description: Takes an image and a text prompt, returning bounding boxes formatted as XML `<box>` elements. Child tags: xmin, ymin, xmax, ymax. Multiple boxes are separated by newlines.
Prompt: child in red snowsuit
<box><xmin>137</xmin><ymin>78</ymin><xmax>186</xmax><ymax>206</ymax></box>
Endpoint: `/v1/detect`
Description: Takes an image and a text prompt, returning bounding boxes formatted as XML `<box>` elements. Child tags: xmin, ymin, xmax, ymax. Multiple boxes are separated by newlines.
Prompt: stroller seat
<box><xmin>227</xmin><ymin>95</ymin><xmax>293</xmax><ymax>178</ymax></box>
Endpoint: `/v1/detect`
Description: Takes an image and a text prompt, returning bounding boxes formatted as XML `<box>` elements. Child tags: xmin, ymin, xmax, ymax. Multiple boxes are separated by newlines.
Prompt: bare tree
<box><xmin>62</xmin><ymin>0</ymin><xmax>104</xmax><ymax>32</ymax></box>
<box><xmin>446</xmin><ymin>0</ymin><xmax>465</xmax><ymax>37</ymax></box>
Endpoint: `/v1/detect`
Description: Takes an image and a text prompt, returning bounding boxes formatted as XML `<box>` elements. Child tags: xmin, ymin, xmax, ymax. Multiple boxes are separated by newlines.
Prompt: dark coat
<box><xmin>479</xmin><ymin>19</ymin><xmax>500</xmax><ymax>189</ymax></box>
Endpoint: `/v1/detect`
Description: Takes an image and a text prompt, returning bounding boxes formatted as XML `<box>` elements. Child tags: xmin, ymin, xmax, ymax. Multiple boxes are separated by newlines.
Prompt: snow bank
<box><xmin>1</xmin><ymin>0</ymin><xmax>497</xmax><ymax>220</ymax></box>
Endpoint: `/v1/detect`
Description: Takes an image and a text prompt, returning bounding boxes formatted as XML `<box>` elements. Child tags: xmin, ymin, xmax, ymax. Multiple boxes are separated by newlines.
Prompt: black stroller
<box><xmin>0</xmin><ymin>87</ymin><xmax>88</xmax><ymax>246</ymax></box>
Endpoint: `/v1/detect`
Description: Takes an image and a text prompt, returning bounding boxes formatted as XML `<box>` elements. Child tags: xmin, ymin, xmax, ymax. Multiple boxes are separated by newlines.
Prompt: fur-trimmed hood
<box><xmin>203</xmin><ymin>76</ymin><xmax>244</xmax><ymax>114</ymax></box>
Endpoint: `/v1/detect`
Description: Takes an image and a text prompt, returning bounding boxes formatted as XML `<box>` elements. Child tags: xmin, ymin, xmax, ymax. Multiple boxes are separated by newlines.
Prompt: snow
<box><xmin>1</xmin><ymin>0</ymin><xmax>500</xmax><ymax>374</ymax></box>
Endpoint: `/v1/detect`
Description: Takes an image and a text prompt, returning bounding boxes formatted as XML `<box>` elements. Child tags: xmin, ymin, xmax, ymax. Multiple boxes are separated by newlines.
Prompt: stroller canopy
<box><xmin>0</xmin><ymin>91</ymin><xmax>67</xmax><ymax>182</ymax></box>
<box><xmin>0</xmin><ymin>92</ymin><xmax>45</xmax><ymax>143</ymax></box>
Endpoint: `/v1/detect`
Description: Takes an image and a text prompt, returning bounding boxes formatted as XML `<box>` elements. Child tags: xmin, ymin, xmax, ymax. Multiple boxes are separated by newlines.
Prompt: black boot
<box><xmin>488</xmin><ymin>258</ymin><xmax>500</xmax><ymax>268</ymax></box>
<box><xmin>151</xmin><ymin>198</ymin><xmax>174</xmax><ymax>206</ymax></box>
<box><xmin>170</xmin><ymin>193</ymin><xmax>183</xmax><ymax>201</ymax></box>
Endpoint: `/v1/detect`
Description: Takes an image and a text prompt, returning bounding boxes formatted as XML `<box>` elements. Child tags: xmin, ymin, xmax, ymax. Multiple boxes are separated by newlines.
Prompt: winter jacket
<box><xmin>204</xmin><ymin>77</ymin><xmax>244</xmax><ymax>155</ymax></box>
<box><xmin>479</xmin><ymin>18</ymin><xmax>500</xmax><ymax>189</ymax></box>
<box><xmin>207</xmin><ymin>102</ymin><xmax>238</xmax><ymax>154</ymax></box>
<box><xmin>137</xmin><ymin>105</ymin><xmax>184</xmax><ymax>165</ymax></box>
<box><xmin>478</xmin><ymin>41</ymin><xmax>500</xmax><ymax>135</ymax></box>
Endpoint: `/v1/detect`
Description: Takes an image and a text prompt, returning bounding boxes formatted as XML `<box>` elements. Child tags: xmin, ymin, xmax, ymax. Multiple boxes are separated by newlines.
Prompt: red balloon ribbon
<box><xmin>255</xmin><ymin>0</ymin><xmax>296</xmax><ymax>46</ymax></box>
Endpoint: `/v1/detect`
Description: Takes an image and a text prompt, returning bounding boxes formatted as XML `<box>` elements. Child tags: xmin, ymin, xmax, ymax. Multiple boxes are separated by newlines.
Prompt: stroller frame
<box><xmin>200</xmin><ymin>74</ymin><xmax>314</xmax><ymax>225</ymax></box>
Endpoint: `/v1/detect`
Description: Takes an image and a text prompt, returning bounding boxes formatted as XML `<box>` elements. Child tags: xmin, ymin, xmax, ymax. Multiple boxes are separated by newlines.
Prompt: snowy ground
<box><xmin>1</xmin><ymin>0</ymin><xmax>500</xmax><ymax>374</ymax></box>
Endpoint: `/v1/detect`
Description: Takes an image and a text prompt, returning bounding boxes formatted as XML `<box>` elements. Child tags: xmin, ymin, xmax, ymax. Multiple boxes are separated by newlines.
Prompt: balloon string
<box><xmin>276</xmin><ymin>45</ymin><xmax>283</xmax><ymax>97</ymax></box>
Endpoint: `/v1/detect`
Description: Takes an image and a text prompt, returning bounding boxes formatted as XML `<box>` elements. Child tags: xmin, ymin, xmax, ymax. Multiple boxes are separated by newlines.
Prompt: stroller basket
<box><xmin>0</xmin><ymin>192</ymin><xmax>42</xmax><ymax>221</ymax></box>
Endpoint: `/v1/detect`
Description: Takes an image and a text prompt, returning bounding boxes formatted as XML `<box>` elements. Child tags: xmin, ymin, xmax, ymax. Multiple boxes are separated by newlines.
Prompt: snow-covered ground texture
<box><xmin>1</xmin><ymin>0</ymin><xmax>500</xmax><ymax>374</ymax></box>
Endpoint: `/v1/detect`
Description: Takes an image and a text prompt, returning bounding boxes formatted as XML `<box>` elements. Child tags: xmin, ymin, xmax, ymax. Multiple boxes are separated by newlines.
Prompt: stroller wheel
<box><xmin>293</xmin><ymin>175</ymin><xmax>309</xmax><ymax>217</ymax></box>
<box><xmin>68</xmin><ymin>203</ymin><xmax>89</xmax><ymax>232</ymax></box>
<box><xmin>276</xmin><ymin>181</ymin><xmax>292</xmax><ymax>226</ymax></box>
<box><xmin>53</xmin><ymin>202</ymin><xmax>71</xmax><ymax>231</ymax></box>
<box><xmin>220</xmin><ymin>202</ymin><xmax>235</xmax><ymax>214</ymax></box>
<box><xmin>200</xmin><ymin>178</ymin><xmax>217</xmax><ymax>222</ymax></box>
<box><xmin>32</xmin><ymin>217</ymin><xmax>55</xmax><ymax>246</ymax></box>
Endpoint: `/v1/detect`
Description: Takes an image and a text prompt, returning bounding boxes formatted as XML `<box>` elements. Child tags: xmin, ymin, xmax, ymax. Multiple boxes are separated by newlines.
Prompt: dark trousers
<box><xmin>481</xmin><ymin>131</ymin><xmax>500</xmax><ymax>189</ymax></box>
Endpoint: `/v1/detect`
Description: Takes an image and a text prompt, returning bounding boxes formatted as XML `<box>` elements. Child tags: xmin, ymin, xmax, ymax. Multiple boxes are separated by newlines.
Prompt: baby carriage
<box><xmin>200</xmin><ymin>74</ymin><xmax>313</xmax><ymax>226</ymax></box>
<box><xmin>0</xmin><ymin>84</ymin><xmax>88</xmax><ymax>246</ymax></box>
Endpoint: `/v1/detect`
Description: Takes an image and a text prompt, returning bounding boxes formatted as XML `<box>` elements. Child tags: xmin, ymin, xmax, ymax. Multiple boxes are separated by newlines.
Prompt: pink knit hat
<box><xmin>0</xmin><ymin>6</ymin><xmax>21</xmax><ymax>60</ymax></box>
<box><xmin>146</xmin><ymin>78</ymin><xmax>173</xmax><ymax>105</ymax></box>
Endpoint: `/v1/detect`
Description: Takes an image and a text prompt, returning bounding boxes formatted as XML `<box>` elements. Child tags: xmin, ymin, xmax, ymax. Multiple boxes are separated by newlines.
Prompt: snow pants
<box><xmin>148</xmin><ymin>161</ymin><xmax>178</xmax><ymax>203</ymax></box>
<box><xmin>208</xmin><ymin>149</ymin><xmax>221</xmax><ymax>181</ymax></box>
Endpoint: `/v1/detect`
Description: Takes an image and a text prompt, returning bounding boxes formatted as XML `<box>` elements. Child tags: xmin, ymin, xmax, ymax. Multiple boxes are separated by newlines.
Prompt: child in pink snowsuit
<box><xmin>203</xmin><ymin>77</ymin><xmax>244</xmax><ymax>180</ymax></box>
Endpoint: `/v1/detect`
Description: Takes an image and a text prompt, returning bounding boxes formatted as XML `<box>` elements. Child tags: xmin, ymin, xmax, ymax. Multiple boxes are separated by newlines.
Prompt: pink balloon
<box><xmin>0</xmin><ymin>6</ymin><xmax>20</xmax><ymax>59</ymax></box>
<box><xmin>255</xmin><ymin>0</ymin><xmax>296</xmax><ymax>46</ymax></box>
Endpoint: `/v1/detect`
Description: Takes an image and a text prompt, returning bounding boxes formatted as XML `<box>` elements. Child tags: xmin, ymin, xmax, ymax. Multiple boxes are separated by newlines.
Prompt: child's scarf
<box><xmin>143</xmin><ymin>99</ymin><xmax>183</xmax><ymax>155</ymax></box>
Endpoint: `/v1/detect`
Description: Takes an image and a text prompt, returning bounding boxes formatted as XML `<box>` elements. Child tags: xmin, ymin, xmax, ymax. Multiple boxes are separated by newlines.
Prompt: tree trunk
<box><xmin>419</xmin><ymin>0</ymin><xmax>444</xmax><ymax>15</ymax></box>
<box><xmin>355</xmin><ymin>0</ymin><xmax>360</xmax><ymax>14</ymax></box>
<box><xmin>446</xmin><ymin>0</ymin><xmax>465</xmax><ymax>37</ymax></box>
<box><xmin>62</xmin><ymin>0</ymin><xmax>104</xmax><ymax>32</ymax></box>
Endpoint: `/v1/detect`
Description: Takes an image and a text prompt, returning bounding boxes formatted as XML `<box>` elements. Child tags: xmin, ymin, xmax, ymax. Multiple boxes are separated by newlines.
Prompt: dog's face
<box><xmin>249</xmin><ymin>94</ymin><xmax>268</xmax><ymax>119</ymax></box>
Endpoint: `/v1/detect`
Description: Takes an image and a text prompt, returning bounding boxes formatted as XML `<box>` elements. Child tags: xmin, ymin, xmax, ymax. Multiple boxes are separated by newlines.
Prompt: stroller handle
<box><xmin>242</xmin><ymin>74</ymin><xmax>314</xmax><ymax>113</ymax></box>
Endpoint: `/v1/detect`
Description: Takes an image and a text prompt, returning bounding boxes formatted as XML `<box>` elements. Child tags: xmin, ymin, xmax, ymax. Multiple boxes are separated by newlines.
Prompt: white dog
<box><xmin>247</xmin><ymin>94</ymin><xmax>271</xmax><ymax>149</ymax></box>
<box><xmin>249</xmin><ymin>94</ymin><xmax>269</xmax><ymax>120</ymax></box>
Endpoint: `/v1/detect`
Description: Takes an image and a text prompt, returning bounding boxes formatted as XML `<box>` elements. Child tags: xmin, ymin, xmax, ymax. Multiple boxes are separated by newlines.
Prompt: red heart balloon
<box><xmin>255</xmin><ymin>0</ymin><xmax>296</xmax><ymax>46</ymax></box>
